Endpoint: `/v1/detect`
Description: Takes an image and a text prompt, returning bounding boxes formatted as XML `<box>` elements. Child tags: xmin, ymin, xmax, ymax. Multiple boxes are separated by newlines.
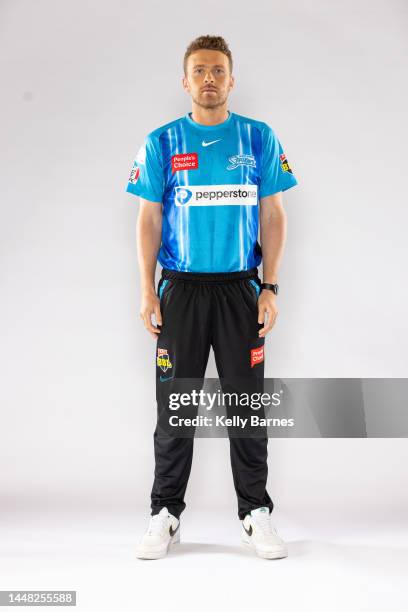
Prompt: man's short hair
<box><xmin>183</xmin><ymin>35</ymin><xmax>233</xmax><ymax>74</ymax></box>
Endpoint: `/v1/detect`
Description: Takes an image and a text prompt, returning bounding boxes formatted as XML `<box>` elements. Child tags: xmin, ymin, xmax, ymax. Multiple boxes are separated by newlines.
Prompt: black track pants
<box><xmin>151</xmin><ymin>267</ymin><xmax>274</xmax><ymax>520</ymax></box>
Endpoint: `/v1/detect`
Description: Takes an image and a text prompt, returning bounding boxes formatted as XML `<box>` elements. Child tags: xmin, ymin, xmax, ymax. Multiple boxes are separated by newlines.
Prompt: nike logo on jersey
<box><xmin>202</xmin><ymin>139</ymin><xmax>221</xmax><ymax>147</ymax></box>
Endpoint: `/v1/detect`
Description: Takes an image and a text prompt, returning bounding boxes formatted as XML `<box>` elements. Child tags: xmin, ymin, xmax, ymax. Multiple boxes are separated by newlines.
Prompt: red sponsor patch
<box><xmin>250</xmin><ymin>346</ymin><xmax>264</xmax><ymax>368</ymax></box>
<box><xmin>171</xmin><ymin>152</ymin><xmax>198</xmax><ymax>173</ymax></box>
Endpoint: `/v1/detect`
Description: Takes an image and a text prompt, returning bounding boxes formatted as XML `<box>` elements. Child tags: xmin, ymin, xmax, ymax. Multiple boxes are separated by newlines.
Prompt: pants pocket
<box><xmin>157</xmin><ymin>278</ymin><xmax>172</xmax><ymax>303</ymax></box>
<box><xmin>246</xmin><ymin>278</ymin><xmax>262</xmax><ymax>302</ymax></box>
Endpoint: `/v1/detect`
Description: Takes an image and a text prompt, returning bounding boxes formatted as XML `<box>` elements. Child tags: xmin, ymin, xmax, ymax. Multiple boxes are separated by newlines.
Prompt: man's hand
<box><xmin>140</xmin><ymin>290</ymin><xmax>162</xmax><ymax>339</ymax></box>
<box><xmin>257</xmin><ymin>290</ymin><xmax>278</xmax><ymax>337</ymax></box>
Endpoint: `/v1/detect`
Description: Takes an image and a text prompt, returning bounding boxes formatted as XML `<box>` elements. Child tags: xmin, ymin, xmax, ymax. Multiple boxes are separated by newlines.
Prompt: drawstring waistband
<box><xmin>161</xmin><ymin>267</ymin><xmax>259</xmax><ymax>283</ymax></box>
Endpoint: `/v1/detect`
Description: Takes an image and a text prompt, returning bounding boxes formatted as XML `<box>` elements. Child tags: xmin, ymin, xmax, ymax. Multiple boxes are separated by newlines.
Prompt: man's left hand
<box><xmin>257</xmin><ymin>290</ymin><xmax>278</xmax><ymax>337</ymax></box>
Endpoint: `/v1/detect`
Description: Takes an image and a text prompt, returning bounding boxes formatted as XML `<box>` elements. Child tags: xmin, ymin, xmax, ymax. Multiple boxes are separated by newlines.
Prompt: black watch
<box><xmin>260</xmin><ymin>282</ymin><xmax>279</xmax><ymax>295</ymax></box>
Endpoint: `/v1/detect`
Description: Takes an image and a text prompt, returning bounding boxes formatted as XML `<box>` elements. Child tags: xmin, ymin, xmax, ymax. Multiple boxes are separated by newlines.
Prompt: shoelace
<box><xmin>147</xmin><ymin>513</ymin><xmax>169</xmax><ymax>537</ymax></box>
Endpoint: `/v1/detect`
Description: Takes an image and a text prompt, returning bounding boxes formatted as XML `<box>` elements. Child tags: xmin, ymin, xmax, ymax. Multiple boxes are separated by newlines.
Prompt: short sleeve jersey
<box><xmin>125</xmin><ymin>111</ymin><xmax>298</xmax><ymax>273</ymax></box>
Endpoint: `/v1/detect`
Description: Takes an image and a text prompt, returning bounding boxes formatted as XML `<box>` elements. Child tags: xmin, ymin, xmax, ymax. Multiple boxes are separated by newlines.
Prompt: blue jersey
<box><xmin>125</xmin><ymin>111</ymin><xmax>298</xmax><ymax>273</ymax></box>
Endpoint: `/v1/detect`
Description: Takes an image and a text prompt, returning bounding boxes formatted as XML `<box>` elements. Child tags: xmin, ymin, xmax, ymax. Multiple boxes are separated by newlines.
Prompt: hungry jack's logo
<box><xmin>157</xmin><ymin>348</ymin><xmax>173</xmax><ymax>372</ymax></box>
<box><xmin>280</xmin><ymin>153</ymin><xmax>293</xmax><ymax>174</ymax></box>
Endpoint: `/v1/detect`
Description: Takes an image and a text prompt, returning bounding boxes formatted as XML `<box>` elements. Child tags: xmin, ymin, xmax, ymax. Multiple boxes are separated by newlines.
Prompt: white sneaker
<box><xmin>136</xmin><ymin>507</ymin><xmax>180</xmax><ymax>559</ymax></box>
<box><xmin>241</xmin><ymin>507</ymin><xmax>288</xmax><ymax>559</ymax></box>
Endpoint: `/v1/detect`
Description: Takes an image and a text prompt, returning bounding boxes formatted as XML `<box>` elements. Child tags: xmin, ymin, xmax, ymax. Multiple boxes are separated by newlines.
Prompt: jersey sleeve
<box><xmin>125</xmin><ymin>133</ymin><xmax>164</xmax><ymax>202</ymax></box>
<box><xmin>259</xmin><ymin>124</ymin><xmax>298</xmax><ymax>198</ymax></box>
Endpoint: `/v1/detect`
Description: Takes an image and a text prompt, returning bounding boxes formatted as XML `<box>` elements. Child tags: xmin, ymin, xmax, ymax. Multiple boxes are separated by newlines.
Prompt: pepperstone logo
<box><xmin>174</xmin><ymin>184</ymin><xmax>258</xmax><ymax>206</ymax></box>
<box><xmin>174</xmin><ymin>187</ymin><xmax>193</xmax><ymax>205</ymax></box>
<box><xmin>226</xmin><ymin>154</ymin><xmax>256</xmax><ymax>171</ymax></box>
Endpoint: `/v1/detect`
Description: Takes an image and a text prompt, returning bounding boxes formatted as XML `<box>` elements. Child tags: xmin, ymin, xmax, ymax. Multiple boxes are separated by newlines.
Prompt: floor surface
<box><xmin>1</xmin><ymin>508</ymin><xmax>407</xmax><ymax>611</ymax></box>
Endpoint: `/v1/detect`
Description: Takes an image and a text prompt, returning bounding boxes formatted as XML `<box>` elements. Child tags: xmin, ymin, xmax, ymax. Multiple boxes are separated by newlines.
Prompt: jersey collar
<box><xmin>184</xmin><ymin>110</ymin><xmax>233</xmax><ymax>131</ymax></box>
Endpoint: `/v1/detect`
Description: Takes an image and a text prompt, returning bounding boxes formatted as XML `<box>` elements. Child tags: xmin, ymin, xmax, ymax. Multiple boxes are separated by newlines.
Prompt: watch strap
<box><xmin>260</xmin><ymin>282</ymin><xmax>279</xmax><ymax>295</ymax></box>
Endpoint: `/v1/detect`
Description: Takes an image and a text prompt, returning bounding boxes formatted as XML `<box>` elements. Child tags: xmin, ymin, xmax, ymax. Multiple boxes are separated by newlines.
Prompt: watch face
<box><xmin>274</xmin><ymin>284</ymin><xmax>279</xmax><ymax>295</ymax></box>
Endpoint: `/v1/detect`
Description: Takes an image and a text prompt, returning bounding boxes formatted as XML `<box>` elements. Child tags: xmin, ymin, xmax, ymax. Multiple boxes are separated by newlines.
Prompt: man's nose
<box><xmin>204</xmin><ymin>71</ymin><xmax>215</xmax><ymax>82</ymax></box>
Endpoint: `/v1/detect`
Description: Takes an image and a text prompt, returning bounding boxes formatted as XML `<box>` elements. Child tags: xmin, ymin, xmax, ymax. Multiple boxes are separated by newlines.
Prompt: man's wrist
<box><xmin>142</xmin><ymin>285</ymin><xmax>156</xmax><ymax>296</ymax></box>
<box><xmin>261</xmin><ymin>282</ymin><xmax>279</xmax><ymax>295</ymax></box>
<box><xmin>262</xmin><ymin>276</ymin><xmax>278</xmax><ymax>284</ymax></box>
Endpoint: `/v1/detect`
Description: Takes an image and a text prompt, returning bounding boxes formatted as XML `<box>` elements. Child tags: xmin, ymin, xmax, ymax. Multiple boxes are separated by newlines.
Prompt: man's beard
<box><xmin>192</xmin><ymin>92</ymin><xmax>228</xmax><ymax>109</ymax></box>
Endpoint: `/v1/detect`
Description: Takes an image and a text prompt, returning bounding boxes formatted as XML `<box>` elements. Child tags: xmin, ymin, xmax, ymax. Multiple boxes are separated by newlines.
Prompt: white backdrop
<box><xmin>1</xmin><ymin>0</ymin><xmax>408</xmax><ymax>531</ymax></box>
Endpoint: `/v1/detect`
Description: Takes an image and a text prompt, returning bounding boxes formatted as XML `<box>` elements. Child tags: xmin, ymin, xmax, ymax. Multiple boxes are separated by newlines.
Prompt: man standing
<box><xmin>125</xmin><ymin>35</ymin><xmax>298</xmax><ymax>559</ymax></box>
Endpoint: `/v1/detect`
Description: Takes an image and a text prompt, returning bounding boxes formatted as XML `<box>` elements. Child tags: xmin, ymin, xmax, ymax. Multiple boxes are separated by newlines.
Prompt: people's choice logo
<box><xmin>227</xmin><ymin>154</ymin><xmax>256</xmax><ymax>171</ymax></box>
<box><xmin>250</xmin><ymin>346</ymin><xmax>264</xmax><ymax>368</ymax></box>
<box><xmin>171</xmin><ymin>153</ymin><xmax>198</xmax><ymax>173</ymax></box>
<box><xmin>175</xmin><ymin>187</ymin><xmax>193</xmax><ymax>205</ymax></box>
<box><xmin>174</xmin><ymin>184</ymin><xmax>258</xmax><ymax>207</ymax></box>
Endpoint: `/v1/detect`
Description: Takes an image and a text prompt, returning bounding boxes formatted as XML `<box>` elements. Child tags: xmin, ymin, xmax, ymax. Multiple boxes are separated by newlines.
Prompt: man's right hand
<box><xmin>140</xmin><ymin>290</ymin><xmax>162</xmax><ymax>339</ymax></box>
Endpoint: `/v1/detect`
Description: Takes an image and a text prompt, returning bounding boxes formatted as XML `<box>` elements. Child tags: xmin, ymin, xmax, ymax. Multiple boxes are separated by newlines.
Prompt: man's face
<box><xmin>183</xmin><ymin>49</ymin><xmax>234</xmax><ymax>109</ymax></box>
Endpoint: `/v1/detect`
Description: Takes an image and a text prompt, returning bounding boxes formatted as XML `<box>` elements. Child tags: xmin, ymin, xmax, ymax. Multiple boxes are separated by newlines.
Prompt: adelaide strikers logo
<box><xmin>174</xmin><ymin>186</ymin><xmax>193</xmax><ymax>205</ymax></box>
<box><xmin>226</xmin><ymin>154</ymin><xmax>256</xmax><ymax>171</ymax></box>
<box><xmin>157</xmin><ymin>348</ymin><xmax>173</xmax><ymax>373</ymax></box>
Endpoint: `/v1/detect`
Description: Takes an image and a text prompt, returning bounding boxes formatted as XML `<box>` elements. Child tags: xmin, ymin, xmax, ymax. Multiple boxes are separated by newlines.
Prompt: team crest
<box><xmin>280</xmin><ymin>153</ymin><xmax>293</xmax><ymax>174</ymax></box>
<box><xmin>157</xmin><ymin>348</ymin><xmax>173</xmax><ymax>372</ymax></box>
<box><xmin>226</xmin><ymin>154</ymin><xmax>256</xmax><ymax>171</ymax></box>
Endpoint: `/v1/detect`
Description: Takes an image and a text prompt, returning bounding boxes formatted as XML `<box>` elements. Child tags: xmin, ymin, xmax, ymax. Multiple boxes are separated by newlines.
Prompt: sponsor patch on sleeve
<box><xmin>129</xmin><ymin>162</ymin><xmax>140</xmax><ymax>184</ymax></box>
<box><xmin>279</xmin><ymin>153</ymin><xmax>293</xmax><ymax>174</ymax></box>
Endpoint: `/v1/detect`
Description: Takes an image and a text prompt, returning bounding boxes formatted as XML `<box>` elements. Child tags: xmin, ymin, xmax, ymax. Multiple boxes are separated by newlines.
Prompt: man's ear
<box><xmin>229</xmin><ymin>75</ymin><xmax>235</xmax><ymax>92</ymax></box>
<box><xmin>182</xmin><ymin>75</ymin><xmax>190</xmax><ymax>93</ymax></box>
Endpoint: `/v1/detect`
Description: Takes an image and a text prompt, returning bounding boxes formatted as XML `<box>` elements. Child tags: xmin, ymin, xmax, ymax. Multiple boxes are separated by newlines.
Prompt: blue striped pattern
<box><xmin>127</xmin><ymin>111</ymin><xmax>298</xmax><ymax>272</ymax></box>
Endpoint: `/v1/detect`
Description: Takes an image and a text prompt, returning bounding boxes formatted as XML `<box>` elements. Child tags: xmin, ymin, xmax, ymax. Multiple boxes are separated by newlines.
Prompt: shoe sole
<box><xmin>136</xmin><ymin>530</ymin><xmax>180</xmax><ymax>560</ymax></box>
<box><xmin>242</xmin><ymin>538</ymin><xmax>288</xmax><ymax>559</ymax></box>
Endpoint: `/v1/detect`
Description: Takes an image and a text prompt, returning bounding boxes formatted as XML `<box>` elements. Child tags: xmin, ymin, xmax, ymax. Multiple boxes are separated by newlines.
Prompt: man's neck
<box><xmin>190</xmin><ymin>104</ymin><xmax>229</xmax><ymax>126</ymax></box>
